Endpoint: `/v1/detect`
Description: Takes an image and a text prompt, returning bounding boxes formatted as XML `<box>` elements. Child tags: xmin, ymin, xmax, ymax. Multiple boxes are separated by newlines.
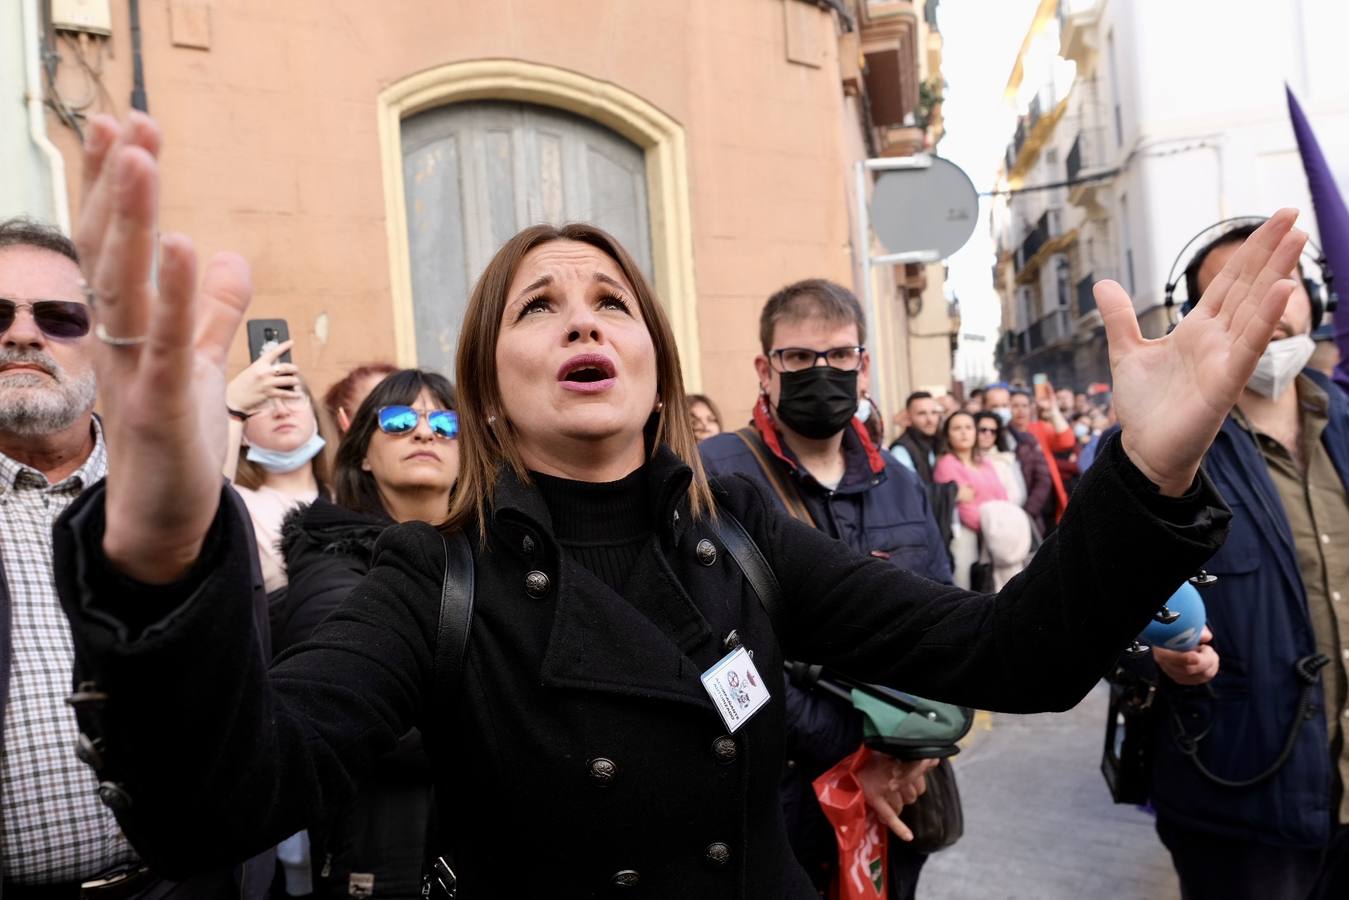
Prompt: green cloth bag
<box><xmin>850</xmin><ymin>688</ymin><xmax>973</xmax><ymax>759</ymax></box>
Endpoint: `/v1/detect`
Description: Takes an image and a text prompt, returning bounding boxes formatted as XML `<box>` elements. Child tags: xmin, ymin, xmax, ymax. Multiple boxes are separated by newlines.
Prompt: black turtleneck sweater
<box><xmin>531</xmin><ymin>467</ymin><xmax>653</xmax><ymax>594</ymax></box>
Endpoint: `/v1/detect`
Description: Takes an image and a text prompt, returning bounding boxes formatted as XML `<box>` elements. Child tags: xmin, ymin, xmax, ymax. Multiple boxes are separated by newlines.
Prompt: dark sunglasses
<box><xmin>377</xmin><ymin>405</ymin><xmax>459</xmax><ymax>440</ymax></box>
<box><xmin>977</xmin><ymin>427</ymin><xmax>999</xmax><ymax>434</ymax></box>
<box><xmin>0</xmin><ymin>299</ymin><xmax>91</xmax><ymax>339</ymax></box>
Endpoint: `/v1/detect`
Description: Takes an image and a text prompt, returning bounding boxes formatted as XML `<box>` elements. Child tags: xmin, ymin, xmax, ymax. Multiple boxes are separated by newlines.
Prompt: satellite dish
<box><xmin>870</xmin><ymin>156</ymin><xmax>979</xmax><ymax>259</ymax></box>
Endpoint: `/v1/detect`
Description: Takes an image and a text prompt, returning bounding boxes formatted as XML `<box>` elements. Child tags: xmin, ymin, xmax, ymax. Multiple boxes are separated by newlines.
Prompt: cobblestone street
<box><xmin>922</xmin><ymin>682</ymin><xmax>1182</xmax><ymax>900</ymax></box>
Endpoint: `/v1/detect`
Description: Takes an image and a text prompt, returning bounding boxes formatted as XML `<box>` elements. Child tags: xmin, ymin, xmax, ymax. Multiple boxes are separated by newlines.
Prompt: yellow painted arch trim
<box><xmin>376</xmin><ymin>58</ymin><xmax>702</xmax><ymax>390</ymax></box>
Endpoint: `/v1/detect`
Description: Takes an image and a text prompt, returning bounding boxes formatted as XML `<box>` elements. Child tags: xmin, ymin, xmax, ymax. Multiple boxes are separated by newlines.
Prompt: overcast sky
<box><xmin>936</xmin><ymin>0</ymin><xmax>1042</xmax><ymax>377</ymax></box>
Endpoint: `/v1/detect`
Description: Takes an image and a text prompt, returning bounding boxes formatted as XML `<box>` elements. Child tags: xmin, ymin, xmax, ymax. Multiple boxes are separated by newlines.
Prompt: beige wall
<box><xmin>48</xmin><ymin>0</ymin><xmax>877</xmax><ymax>430</ymax></box>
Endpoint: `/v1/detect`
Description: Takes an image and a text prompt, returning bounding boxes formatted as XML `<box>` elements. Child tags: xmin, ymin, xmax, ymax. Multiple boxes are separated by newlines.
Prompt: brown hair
<box><xmin>940</xmin><ymin>410</ymin><xmax>981</xmax><ymax>462</ymax></box>
<box><xmin>443</xmin><ymin>223</ymin><xmax>713</xmax><ymax>538</ymax></box>
<box><xmin>235</xmin><ymin>375</ymin><xmax>335</xmax><ymax>495</ymax></box>
<box><xmin>0</xmin><ymin>217</ymin><xmax>78</xmax><ymax>263</ymax></box>
<box><xmin>334</xmin><ymin>369</ymin><xmax>456</xmax><ymax>519</ymax></box>
<box><xmin>323</xmin><ymin>362</ymin><xmax>398</xmax><ymax>430</ymax></box>
<box><xmin>686</xmin><ymin>393</ymin><xmax>723</xmax><ymax>427</ymax></box>
<box><xmin>759</xmin><ymin>278</ymin><xmax>867</xmax><ymax>355</ymax></box>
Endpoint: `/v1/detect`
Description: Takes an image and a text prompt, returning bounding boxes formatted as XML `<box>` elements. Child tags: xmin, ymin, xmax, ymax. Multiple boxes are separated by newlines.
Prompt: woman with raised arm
<box><xmin>55</xmin><ymin>113</ymin><xmax>1304</xmax><ymax>899</ymax></box>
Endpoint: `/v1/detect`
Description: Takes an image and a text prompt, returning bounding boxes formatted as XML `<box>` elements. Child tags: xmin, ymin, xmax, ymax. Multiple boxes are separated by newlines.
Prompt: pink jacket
<box><xmin>933</xmin><ymin>453</ymin><xmax>1009</xmax><ymax>532</ymax></box>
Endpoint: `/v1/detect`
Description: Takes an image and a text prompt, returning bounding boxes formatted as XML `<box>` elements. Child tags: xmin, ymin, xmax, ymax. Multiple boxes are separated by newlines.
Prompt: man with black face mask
<box><xmin>700</xmin><ymin>278</ymin><xmax>952</xmax><ymax>900</ymax></box>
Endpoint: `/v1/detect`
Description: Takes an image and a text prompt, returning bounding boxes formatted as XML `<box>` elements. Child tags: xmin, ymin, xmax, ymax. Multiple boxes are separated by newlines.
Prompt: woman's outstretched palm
<box><xmin>1095</xmin><ymin>210</ymin><xmax>1306</xmax><ymax>495</ymax></box>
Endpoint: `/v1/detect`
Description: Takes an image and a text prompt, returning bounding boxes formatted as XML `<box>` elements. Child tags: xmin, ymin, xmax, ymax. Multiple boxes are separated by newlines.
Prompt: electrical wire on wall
<box><xmin>38</xmin><ymin>0</ymin><xmax>117</xmax><ymax>140</ymax></box>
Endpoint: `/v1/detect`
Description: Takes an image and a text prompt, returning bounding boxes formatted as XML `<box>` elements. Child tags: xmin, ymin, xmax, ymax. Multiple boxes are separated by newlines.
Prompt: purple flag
<box><xmin>1286</xmin><ymin>84</ymin><xmax>1348</xmax><ymax>392</ymax></box>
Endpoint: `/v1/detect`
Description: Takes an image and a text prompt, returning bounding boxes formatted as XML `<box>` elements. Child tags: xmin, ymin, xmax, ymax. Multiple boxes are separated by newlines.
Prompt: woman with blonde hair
<box><xmin>223</xmin><ymin>341</ymin><xmax>333</xmax><ymax>594</ymax></box>
<box><xmin>57</xmin><ymin>112</ymin><xmax>1305</xmax><ymax>898</ymax></box>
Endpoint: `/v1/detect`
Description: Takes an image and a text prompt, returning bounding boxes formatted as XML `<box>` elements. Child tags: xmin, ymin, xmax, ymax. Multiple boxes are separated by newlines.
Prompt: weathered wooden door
<box><xmin>401</xmin><ymin>101</ymin><xmax>653</xmax><ymax>374</ymax></box>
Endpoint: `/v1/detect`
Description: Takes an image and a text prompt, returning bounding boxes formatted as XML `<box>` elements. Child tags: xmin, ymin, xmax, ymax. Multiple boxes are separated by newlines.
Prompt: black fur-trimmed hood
<box><xmin>280</xmin><ymin>497</ymin><xmax>390</xmax><ymax>573</ymax></box>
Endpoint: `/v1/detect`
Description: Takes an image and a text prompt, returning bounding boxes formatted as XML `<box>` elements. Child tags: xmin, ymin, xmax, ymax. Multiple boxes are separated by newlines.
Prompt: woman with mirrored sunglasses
<box><xmin>61</xmin><ymin>112</ymin><xmax>1307</xmax><ymax>899</ymax></box>
<box><xmin>271</xmin><ymin>369</ymin><xmax>457</xmax><ymax>899</ymax></box>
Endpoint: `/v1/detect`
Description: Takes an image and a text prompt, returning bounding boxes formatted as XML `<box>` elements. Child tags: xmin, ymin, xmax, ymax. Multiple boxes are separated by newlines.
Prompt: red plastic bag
<box><xmin>812</xmin><ymin>745</ymin><xmax>887</xmax><ymax>900</ymax></box>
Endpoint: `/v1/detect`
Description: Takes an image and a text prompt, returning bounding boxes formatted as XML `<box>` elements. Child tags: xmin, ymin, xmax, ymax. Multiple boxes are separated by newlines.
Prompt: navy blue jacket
<box><xmin>700</xmin><ymin>416</ymin><xmax>952</xmax><ymax>582</ymax></box>
<box><xmin>1151</xmin><ymin>368</ymin><xmax>1349</xmax><ymax>848</ymax></box>
<box><xmin>700</xmin><ymin>412</ymin><xmax>952</xmax><ymax>884</ymax></box>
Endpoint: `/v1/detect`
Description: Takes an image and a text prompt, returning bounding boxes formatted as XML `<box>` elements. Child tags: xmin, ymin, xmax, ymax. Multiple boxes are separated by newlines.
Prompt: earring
<box><xmin>654</xmin><ymin>399</ymin><xmax>664</xmax><ymax>412</ymax></box>
<box><xmin>487</xmin><ymin>415</ymin><xmax>497</xmax><ymax>426</ymax></box>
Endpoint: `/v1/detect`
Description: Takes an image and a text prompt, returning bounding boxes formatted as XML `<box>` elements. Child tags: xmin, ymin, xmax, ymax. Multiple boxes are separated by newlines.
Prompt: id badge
<box><xmin>700</xmin><ymin>646</ymin><xmax>771</xmax><ymax>733</ymax></box>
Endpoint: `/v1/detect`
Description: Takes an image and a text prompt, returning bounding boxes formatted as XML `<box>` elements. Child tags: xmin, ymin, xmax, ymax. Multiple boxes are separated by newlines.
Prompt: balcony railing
<box><xmin>1076</xmin><ymin>274</ymin><xmax>1096</xmax><ymax>316</ymax></box>
<box><xmin>1015</xmin><ymin>211</ymin><xmax>1054</xmax><ymax>272</ymax></box>
<box><xmin>1067</xmin><ymin>134</ymin><xmax>1083</xmax><ymax>182</ymax></box>
<box><xmin>1026</xmin><ymin>309</ymin><xmax>1072</xmax><ymax>352</ymax></box>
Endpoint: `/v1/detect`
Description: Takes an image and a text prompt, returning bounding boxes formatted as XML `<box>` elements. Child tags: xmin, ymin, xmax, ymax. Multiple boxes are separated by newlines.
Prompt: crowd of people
<box><xmin>0</xmin><ymin>107</ymin><xmax>1344</xmax><ymax>900</ymax></box>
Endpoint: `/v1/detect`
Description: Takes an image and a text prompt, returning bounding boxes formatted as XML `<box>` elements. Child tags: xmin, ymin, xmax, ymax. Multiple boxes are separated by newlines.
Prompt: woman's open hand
<box><xmin>75</xmin><ymin>112</ymin><xmax>253</xmax><ymax>584</ymax></box>
<box><xmin>1095</xmin><ymin>210</ymin><xmax>1307</xmax><ymax>495</ymax></box>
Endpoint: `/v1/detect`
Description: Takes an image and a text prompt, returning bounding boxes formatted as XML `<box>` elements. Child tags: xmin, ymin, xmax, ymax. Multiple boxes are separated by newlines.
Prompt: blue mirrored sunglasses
<box><xmin>376</xmin><ymin>406</ymin><xmax>459</xmax><ymax>440</ymax></box>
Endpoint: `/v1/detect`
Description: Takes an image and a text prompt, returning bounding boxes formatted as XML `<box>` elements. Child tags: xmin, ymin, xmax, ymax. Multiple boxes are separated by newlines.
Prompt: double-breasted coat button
<box><xmin>696</xmin><ymin>539</ymin><xmax>717</xmax><ymax>566</ymax></box>
<box><xmin>704</xmin><ymin>842</ymin><xmax>731</xmax><ymax>867</ymax></box>
<box><xmin>96</xmin><ymin>781</ymin><xmax>132</xmax><ymax>813</ymax></box>
<box><xmin>66</xmin><ymin>682</ymin><xmax>108</xmax><ymax>709</ymax></box>
<box><xmin>588</xmin><ymin>757</ymin><xmax>618</xmax><ymax>785</ymax></box>
<box><xmin>75</xmin><ymin>733</ymin><xmax>105</xmax><ymax>770</ymax></box>
<box><xmin>522</xmin><ymin>535</ymin><xmax>535</xmax><ymax>555</ymax></box>
<box><xmin>712</xmin><ymin>735</ymin><xmax>738</xmax><ymax>764</ymax></box>
<box><xmin>523</xmin><ymin>570</ymin><xmax>551</xmax><ymax>598</ymax></box>
<box><xmin>610</xmin><ymin>869</ymin><xmax>640</xmax><ymax>888</ymax></box>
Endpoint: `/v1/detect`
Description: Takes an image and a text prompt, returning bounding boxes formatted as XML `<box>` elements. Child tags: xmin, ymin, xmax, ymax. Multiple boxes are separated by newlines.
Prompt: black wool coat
<box><xmin>275</xmin><ymin>498</ymin><xmax>390</xmax><ymax>653</ymax></box>
<box><xmin>278</xmin><ymin>498</ymin><xmax>433</xmax><ymax>899</ymax></box>
<box><xmin>54</xmin><ymin>437</ymin><xmax>1229</xmax><ymax>899</ymax></box>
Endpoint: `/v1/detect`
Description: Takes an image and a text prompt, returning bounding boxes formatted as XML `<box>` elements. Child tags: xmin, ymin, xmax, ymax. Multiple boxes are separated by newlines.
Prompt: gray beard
<box><xmin>0</xmin><ymin>368</ymin><xmax>98</xmax><ymax>436</ymax></box>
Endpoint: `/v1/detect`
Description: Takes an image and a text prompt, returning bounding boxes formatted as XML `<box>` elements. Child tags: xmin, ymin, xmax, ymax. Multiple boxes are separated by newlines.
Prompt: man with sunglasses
<box><xmin>0</xmin><ymin>218</ymin><xmax>272</xmax><ymax>897</ymax></box>
<box><xmin>700</xmin><ymin>279</ymin><xmax>952</xmax><ymax>900</ymax></box>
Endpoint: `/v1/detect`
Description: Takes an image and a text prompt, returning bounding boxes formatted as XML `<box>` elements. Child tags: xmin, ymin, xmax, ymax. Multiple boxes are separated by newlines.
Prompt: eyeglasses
<box><xmin>768</xmin><ymin>345</ymin><xmax>865</xmax><ymax>373</ymax></box>
<box><xmin>0</xmin><ymin>299</ymin><xmax>91</xmax><ymax>339</ymax></box>
<box><xmin>977</xmin><ymin>427</ymin><xmax>999</xmax><ymax>435</ymax></box>
<box><xmin>377</xmin><ymin>405</ymin><xmax>459</xmax><ymax>440</ymax></box>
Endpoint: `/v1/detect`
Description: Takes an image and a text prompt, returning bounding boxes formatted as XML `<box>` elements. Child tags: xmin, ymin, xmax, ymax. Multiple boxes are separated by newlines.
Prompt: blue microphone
<box><xmin>1140</xmin><ymin>581</ymin><xmax>1207</xmax><ymax>652</ymax></box>
<box><xmin>1122</xmin><ymin>576</ymin><xmax>1211</xmax><ymax>659</ymax></box>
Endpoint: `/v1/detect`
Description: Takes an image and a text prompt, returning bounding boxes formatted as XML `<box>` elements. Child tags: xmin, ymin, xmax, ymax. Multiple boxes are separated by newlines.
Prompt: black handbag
<box><xmin>900</xmin><ymin>757</ymin><xmax>964</xmax><ymax>854</ymax></box>
<box><xmin>968</xmin><ymin>560</ymin><xmax>994</xmax><ymax>593</ymax></box>
<box><xmin>1101</xmin><ymin>664</ymin><xmax>1158</xmax><ymax>805</ymax></box>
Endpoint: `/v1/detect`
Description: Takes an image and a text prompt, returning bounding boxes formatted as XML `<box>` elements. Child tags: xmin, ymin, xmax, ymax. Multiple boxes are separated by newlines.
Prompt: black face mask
<box><xmin>774</xmin><ymin>366</ymin><xmax>859</xmax><ymax>440</ymax></box>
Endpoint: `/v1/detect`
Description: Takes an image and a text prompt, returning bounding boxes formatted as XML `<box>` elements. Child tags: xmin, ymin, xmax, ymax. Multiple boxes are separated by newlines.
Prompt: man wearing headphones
<box><xmin>1149</xmin><ymin>219</ymin><xmax>1348</xmax><ymax>899</ymax></box>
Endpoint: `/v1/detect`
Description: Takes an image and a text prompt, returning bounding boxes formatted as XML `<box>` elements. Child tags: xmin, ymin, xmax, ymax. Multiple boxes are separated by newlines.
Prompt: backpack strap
<box><xmin>732</xmin><ymin>427</ymin><xmax>816</xmax><ymax>526</ymax></box>
<box><xmin>708</xmin><ymin>510</ymin><xmax>784</xmax><ymax>633</ymax></box>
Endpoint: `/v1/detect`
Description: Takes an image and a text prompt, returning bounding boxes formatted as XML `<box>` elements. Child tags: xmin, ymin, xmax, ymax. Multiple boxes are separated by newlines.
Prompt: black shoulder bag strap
<box><xmin>708</xmin><ymin>510</ymin><xmax>784</xmax><ymax>630</ymax></box>
<box><xmin>423</xmin><ymin>531</ymin><xmax>475</xmax><ymax>899</ymax></box>
<box><xmin>435</xmin><ymin>531</ymin><xmax>476</xmax><ymax>695</ymax></box>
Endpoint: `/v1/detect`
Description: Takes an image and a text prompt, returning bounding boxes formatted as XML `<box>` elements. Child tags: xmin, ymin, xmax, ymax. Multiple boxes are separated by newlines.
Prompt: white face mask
<box><xmin>1246</xmin><ymin>334</ymin><xmax>1315</xmax><ymax>399</ymax></box>
<box><xmin>990</xmin><ymin>406</ymin><xmax>1012</xmax><ymax>426</ymax></box>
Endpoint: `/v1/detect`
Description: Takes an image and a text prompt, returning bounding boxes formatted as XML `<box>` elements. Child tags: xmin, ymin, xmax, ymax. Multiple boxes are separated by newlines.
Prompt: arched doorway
<box><xmin>376</xmin><ymin>59</ymin><xmax>701</xmax><ymax>387</ymax></box>
<box><xmin>400</xmin><ymin>101</ymin><xmax>653</xmax><ymax>373</ymax></box>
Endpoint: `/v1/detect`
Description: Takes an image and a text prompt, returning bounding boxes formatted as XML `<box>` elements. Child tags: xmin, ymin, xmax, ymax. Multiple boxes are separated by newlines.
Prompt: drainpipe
<box><xmin>22</xmin><ymin>0</ymin><xmax>70</xmax><ymax>233</ymax></box>
<box><xmin>129</xmin><ymin>0</ymin><xmax>148</xmax><ymax>112</ymax></box>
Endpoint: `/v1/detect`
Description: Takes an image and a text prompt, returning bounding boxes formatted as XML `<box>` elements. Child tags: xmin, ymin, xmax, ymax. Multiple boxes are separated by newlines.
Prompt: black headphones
<box><xmin>1163</xmin><ymin>215</ymin><xmax>1338</xmax><ymax>330</ymax></box>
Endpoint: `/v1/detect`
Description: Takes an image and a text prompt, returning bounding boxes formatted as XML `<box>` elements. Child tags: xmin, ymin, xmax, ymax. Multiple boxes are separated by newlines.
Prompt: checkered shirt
<box><xmin>0</xmin><ymin>423</ymin><xmax>137</xmax><ymax>883</ymax></box>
